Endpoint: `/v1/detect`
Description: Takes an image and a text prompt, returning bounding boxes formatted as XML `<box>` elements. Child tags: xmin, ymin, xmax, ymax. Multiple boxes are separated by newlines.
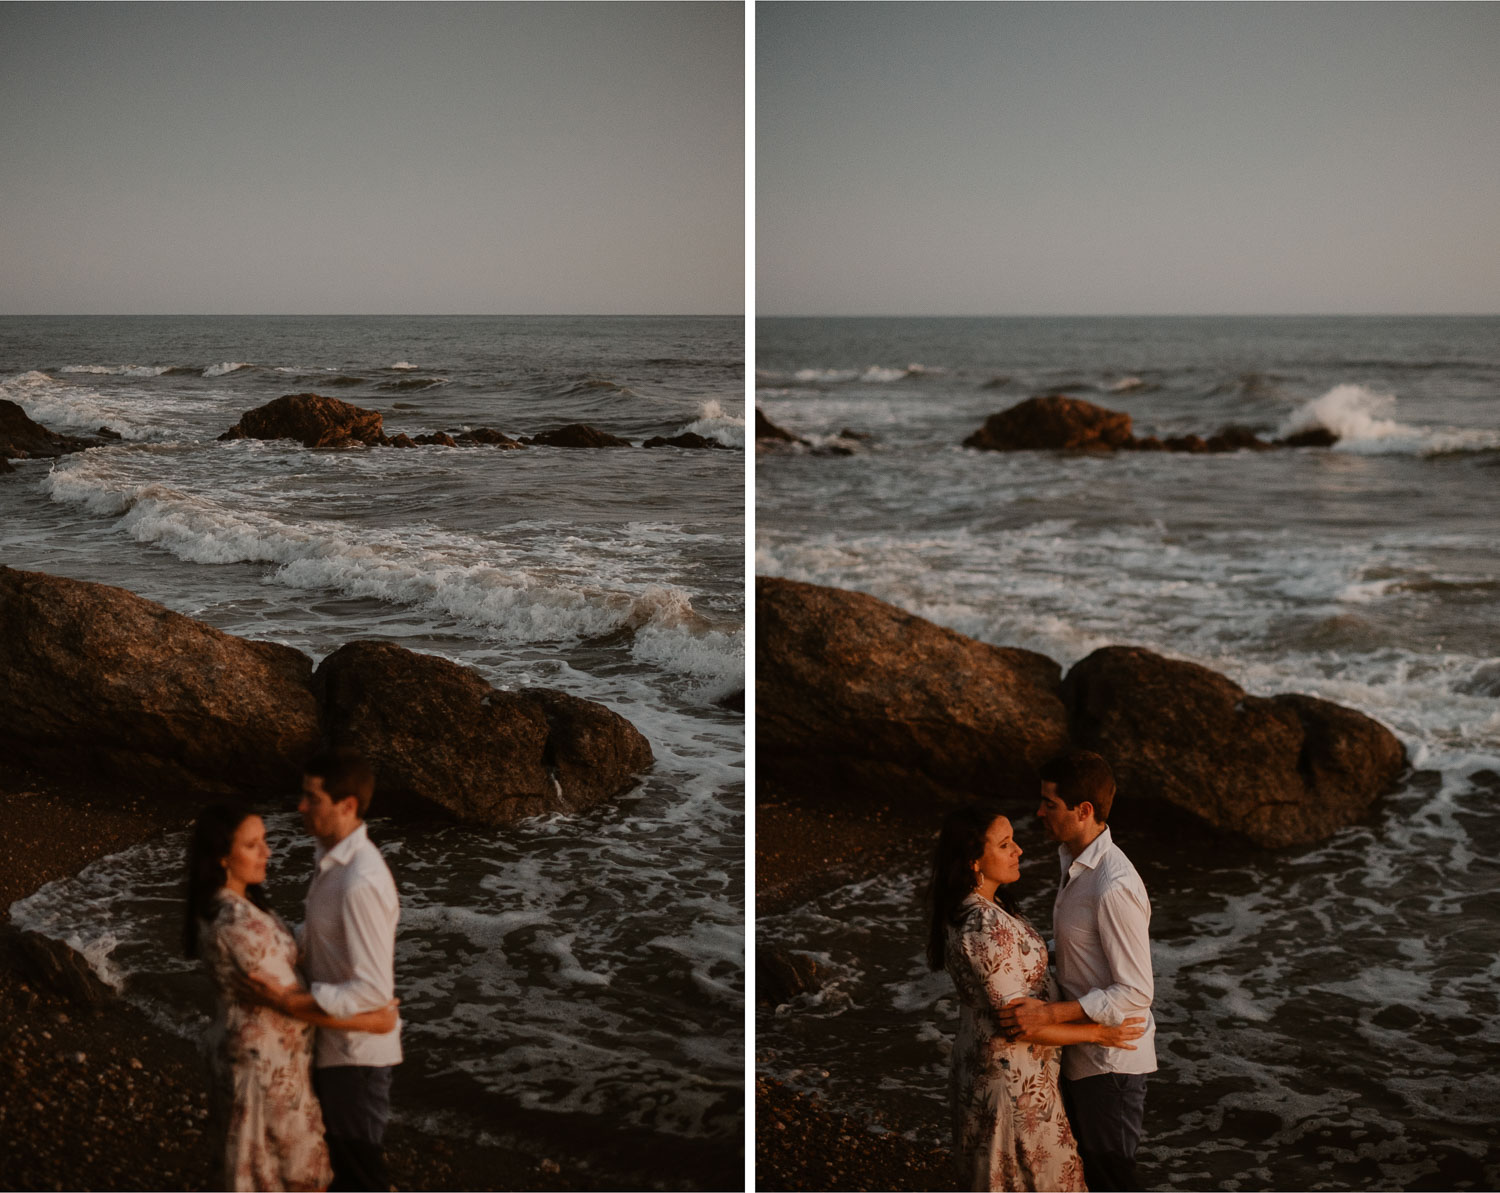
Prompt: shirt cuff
<box><xmin>1079</xmin><ymin>988</ymin><xmax>1124</xmax><ymax>1025</ymax></box>
<box><xmin>309</xmin><ymin>981</ymin><xmax>347</xmax><ymax>1020</ymax></box>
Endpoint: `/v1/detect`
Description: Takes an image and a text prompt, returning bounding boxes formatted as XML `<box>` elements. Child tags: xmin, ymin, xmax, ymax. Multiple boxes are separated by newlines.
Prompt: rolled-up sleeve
<box><xmin>309</xmin><ymin>880</ymin><xmax>397</xmax><ymax>1020</ymax></box>
<box><xmin>1076</xmin><ymin>883</ymin><xmax>1153</xmax><ymax>1027</ymax></box>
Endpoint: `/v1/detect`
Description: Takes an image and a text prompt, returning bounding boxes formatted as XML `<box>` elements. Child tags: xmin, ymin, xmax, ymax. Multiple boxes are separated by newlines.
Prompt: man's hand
<box><xmin>230</xmin><ymin>969</ymin><xmax>296</xmax><ymax>1012</ymax></box>
<box><xmin>996</xmin><ymin>997</ymin><xmax>1052</xmax><ymax>1038</ymax></box>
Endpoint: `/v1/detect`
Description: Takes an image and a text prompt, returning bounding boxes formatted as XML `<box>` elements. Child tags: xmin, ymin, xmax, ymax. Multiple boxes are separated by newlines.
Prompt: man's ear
<box><xmin>1075</xmin><ymin>800</ymin><xmax>1094</xmax><ymax>824</ymax></box>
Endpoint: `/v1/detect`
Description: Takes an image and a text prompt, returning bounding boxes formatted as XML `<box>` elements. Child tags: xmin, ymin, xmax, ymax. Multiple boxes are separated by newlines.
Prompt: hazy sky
<box><xmin>758</xmin><ymin>3</ymin><xmax>1500</xmax><ymax>316</ymax></box>
<box><xmin>0</xmin><ymin>3</ymin><xmax>743</xmax><ymax>315</ymax></box>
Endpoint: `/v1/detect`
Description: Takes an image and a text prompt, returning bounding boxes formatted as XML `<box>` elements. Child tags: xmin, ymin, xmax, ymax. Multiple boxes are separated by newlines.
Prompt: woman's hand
<box><xmin>341</xmin><ymin>999</ymin><xmax>401</xmax><ymax>1034</ymax></box>
<box><xmin>1094</xmin><ymin>1016</ymin><xmax>1146</xmax><ymax>1049</ymax></box>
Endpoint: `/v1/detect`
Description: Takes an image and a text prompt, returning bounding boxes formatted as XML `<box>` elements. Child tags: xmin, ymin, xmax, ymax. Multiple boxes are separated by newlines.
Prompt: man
<box><xmin>248</xmin><ymin>748</ymin><xmax>402</xmax><ymax>1192</ymax></box>
<box><xmin>997</xmin><ymin>749</ymin><xmax>1156</xmax><ymax>1192</ymax></box>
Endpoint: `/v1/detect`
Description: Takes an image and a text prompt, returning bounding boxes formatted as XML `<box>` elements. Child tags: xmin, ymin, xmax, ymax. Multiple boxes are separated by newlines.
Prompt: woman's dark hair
<box><xmin>925</xmin><ymin>800</ymin><xmax>1015</xmax><ymax>971</ymax></box>
<box><xmin>182</xmin><ymin>802</ymin><xmax>270</xmax><ymax>959</ymax></box>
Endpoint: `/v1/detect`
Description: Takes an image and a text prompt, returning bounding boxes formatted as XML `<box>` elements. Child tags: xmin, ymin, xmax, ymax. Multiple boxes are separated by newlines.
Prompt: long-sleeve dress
<box><xmin>198</xmin><ymin>889</ymin><xmax>333</xmax><ymax>1193</ymax></box>
<box><xmin>945</xmin><ymin>891</ymin><xmax>1087</xmax><ymax>1193</ymax></box>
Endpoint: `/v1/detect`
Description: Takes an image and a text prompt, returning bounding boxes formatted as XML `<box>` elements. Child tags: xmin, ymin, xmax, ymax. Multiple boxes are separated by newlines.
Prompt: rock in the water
<box><xmin>527</xmin><ymin>424</ymin><xmax>632</xmax><ymax>448</ymax></box>
<box><xmin>313</xmin><ymin>641</ymin><xmax>653</xmax><ymax>826</ymax></box>
<box><xmin>388</xmin><ymin>433</ymin><xmax>417</xmax><ymax>449</ymax></box>
<box><xmin>1</xmin><ymin>924</ymin><xmax>119</xmax><ymax>1005</ymax></box>
<box><xmin>1163</xmin><ymin>434</ymin><xmax>1209</xmax><ymax>453</ymax></box>
<box><xmin>757</xmin><ymin>946</ymin><xmax>821</xmax><ymax>1006</ymax></box>
<box><xmin>0</xmin><ymin>455</ymin><xmax>13</xmax><ymax>474</ymax></box>
<box><xmin>756</xmin><ymin>408</ymin><xmax>805</xmax><ymax>444</ymax></box>
<box><xmin>456</xmin><ymin>427</ymin><xmax>525</xmax><ymax>449</ymax></box>
<box><xmin>1279</xmin><ymin>426</ymin><xmax>1340</xmax><ymax>448</ymax></box>
<box><xmin>0</xmin><ymin>400</ymin><xmax>102</xmax><ymax>459</ymax></box>
<box><xmin>219</xmin><ymin>393</ymin><xmax>384</xmax><ymax>448</ymax></box>
<box><xmin>641</xmin><ymin>432</ymin><xmax>730</xmax><ymax>450</ymax></box>
<box><xmin>0</xmin><ymin>567</ymin><xmax>321</xmax><ymax>794</ymax></box>
<box><xmin>412</xmin><ymin>432</ymin><xmax>458</xmax><ymax>447</ymax></box>
<box><xmin>715</xmin><ymin>689</ymin><xmax>745</xmax><ymax>713</ymax></box>
<box><xmin>1063</xmin><ymin>646</ymin><xmax>1406</xmax><ymax>847</ymax></box>
<box><xmin>96</xmin><ymin>426</ymin><xmax>123</xmax><ymax>441</ymax></box>
<box><xmin>756</xmin><ymin>577</ymin><xmax>1069</xmax><ymax>804</ymax></box>
<box><xmin>963</xmin><ymin>395</ymin><xmax>1134</xmax><ymax>452</ymax></box>
<box><xmin>1206</xmin><ymin>425</ymin><xmax>1272</xmax><ymax>452</ymax></box>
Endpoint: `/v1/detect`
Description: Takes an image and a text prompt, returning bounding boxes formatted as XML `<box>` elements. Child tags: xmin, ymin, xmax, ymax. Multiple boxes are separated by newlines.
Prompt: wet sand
<box><xmin>755</xmin><ymin>786</ymin><xmax>956</xmax><ymax>1191</ymax></box>
<box><xmin>0</xmin><ymin>771</ymin><xmax>708</xmax><ymax>1192</ymax></box>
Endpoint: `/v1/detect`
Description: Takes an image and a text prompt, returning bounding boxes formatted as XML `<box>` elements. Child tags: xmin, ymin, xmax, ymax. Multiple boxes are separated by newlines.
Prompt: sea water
<box><xmin>755</xmin><ymin>316</ymin><xmax>1500</xmax><ymax>1190</ymax></box>
<box><xmin>1</xmin><ymin>315</ymin><xmax>745</xmax><ymax>1165</ymax></box>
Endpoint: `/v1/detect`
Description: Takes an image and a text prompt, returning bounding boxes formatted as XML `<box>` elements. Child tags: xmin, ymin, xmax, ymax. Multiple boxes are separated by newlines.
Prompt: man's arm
<box><xmin>307</xmin><ymin>878</ymin><xmax>397</xmax><ymax>1020</ymax></box>
<box><xmin>1074</xmin><ymin>882</ymin><xmax>1153</xmax><ymax>1027</ymax></box>
<box><xmin>997</xmin><ymin>996</ymin><xmax>1088</xmax><ymax>1035</ymax></box>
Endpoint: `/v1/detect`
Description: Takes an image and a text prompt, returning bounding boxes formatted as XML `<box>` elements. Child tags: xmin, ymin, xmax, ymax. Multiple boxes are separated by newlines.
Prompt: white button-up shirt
<box><xmin>1052</xmin><ymin>825</ymin><xmax>1157</xmax><ymax>1080</ymax></box>
<box><xmin>302</xmin><ymin>822</ymin><xmax>403</xmax><ymax>1068</ymax></box>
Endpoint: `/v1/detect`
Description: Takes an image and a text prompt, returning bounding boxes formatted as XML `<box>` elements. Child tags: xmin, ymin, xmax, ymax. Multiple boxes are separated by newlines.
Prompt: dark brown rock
<box><xmin>756</xmin><ymin>408</ymin><xmax>805</xmax><ymax>444</ymax></box>
<box><xmin>388</xmin><ymin>433</ymin><xmax>417</xmax><ymax>449</ymax></box>
<box><xmin>756</xmin><ymin>577</ymin><xmax>1069</xmax><ymax>805</ymax></box>
<box><xmin>0</xmin><ymin>567</ymin><xmax>321</xmax><ymax>795</ymax></box>
<box><xmin>2</xmin><ymin>924</ymin><xmax>118</xmax><ymax>1005</ymax></box>
<box><xmin>527</xmin><ymin>424</ymin><xmax>632</xmax><ymax>449</ymax></box>
<box><xmin>1062</xmin><ymin>645</ymin><xmax>1407</xmax><ymax>847</ymax></box>
<box><xmin>218</xmin><ymin>393</ymin><xmax>384</xmax><ymax>449</ymax></box>
<box><xmin>1279</xmin><ymin>427</ymin><xmax>1340</xmax><ymax>448</ymax></box>
<box><xmin>641</xmin><ymin>432</ymin><xmax>730</xmax><ymax>450</ymax></box>
<box><xmin>1127</xmin><ymin>436</ymin><xmax>1165</xmax><ymax>452</ymax></box>
<box><xmin>456</xmin><ymin>427</ymin><xmax>525</xmax><ymax>449</ymax></box>
<box><xmin>96</xmin><ymin>426</ymin><xmax>123</xmax><ymax>441</ymax></box>
<box><xmin>0</xmin><ymin>400</ymin><xmax>101</xmax><ymax>459</ymax></box>
<box><xmin>1164</xmin><ymin>434</ymin><xmax>1209</xmax><ymax>453</ymax></box>
<box><xmin>757</xmin><ymin>946</ymin><xmax>820</xmax><ymax>1006</ymax></box>
<box><xmin>0</xmin><ymin>455</ymin><xmax>14</xmax><ymax>474</ymax></box>
<box><xmin>313</xmin><ymin>641</ymin><xmax>653</xmax><ymax>826</ymax></box>
<box><xmin>962</xmin><ymin>395</ymin><xmax>1134</xmax><ymax>452</ymax></box>
<box><xmin>1206</xmin><ymin>425</ymin><xmax>1272</xmax><ymax>452</ymax></box>
<box><xmin>412</xmin><ymin>432</ymin><xmax>458</xmax><ymax>447</ymax></box>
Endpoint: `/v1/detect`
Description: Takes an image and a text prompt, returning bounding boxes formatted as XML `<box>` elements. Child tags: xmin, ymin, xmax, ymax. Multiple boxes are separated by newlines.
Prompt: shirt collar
<box><xmin>1059</xmin><ymin>824</ymin><xmax>1113</xmax><ymax>875</ymax></box>
<box><xmin>315</xmin><ymin>821</ymin><xmax>368</xmax><ymax>871</ymax></box>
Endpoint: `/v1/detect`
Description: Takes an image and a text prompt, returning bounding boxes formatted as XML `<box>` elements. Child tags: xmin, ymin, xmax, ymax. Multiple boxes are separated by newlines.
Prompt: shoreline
<box><xmin>756</xmin><ymin>785</ymin><xmax>958</xmax><ymax>1191</ymax></box>
<box><xmin>0</xmin><ymin>770</ymin><xmax>734</xmax><ymax>1192</ymax></box>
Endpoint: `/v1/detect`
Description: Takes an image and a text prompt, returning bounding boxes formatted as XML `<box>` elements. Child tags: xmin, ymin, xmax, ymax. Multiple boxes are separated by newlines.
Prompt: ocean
<box><xmin>1</xmin><ymin>315</ymin><xmax>745</xmax><ymax>1174</ymax></box>
<box><xmin>755</xmin><ymin>316</ymin><xmax>1500</xmax><ymax>1190</ymax></box>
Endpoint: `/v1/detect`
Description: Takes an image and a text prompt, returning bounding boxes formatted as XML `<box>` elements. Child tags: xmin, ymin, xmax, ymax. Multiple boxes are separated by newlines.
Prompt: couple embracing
<box><xmin>929</xmin><ymin>750</ymin><xmax>1155</xmax><ymax>1193</ymax></box>
<box><xmin>182</xmin><ymin>749</ymin><xmax>401</xmax><ymax>1192</ymax></box>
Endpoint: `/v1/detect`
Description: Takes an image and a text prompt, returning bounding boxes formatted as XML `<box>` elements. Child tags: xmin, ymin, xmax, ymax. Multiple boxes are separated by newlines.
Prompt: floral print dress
<box><xmin>945</xmin><ymin>892</ymin><xmax>1087</xmax><ymax>1192</ymax></box>
<box><xmin>199</xmin><ymin>890</ymin><xmax>333</xmax><ymax>1193</ymax></box>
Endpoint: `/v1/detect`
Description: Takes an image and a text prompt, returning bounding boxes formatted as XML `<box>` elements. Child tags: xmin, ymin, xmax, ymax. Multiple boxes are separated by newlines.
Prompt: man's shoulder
<box><xmin>1094</xmin><ymin>838</ymin><xmax>1148</xmax><ymax>896</ymax></box>
<box><xmin>343</xmin><ymin>833</ymin><xmax>400</xmax><ymax>895</ymax></box>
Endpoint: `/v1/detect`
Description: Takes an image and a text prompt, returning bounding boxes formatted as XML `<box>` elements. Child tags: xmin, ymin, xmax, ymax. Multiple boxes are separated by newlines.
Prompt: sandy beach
<box><xmin>0</xmin><ymin>769</ymin><xmax>728</xmax><ymax>1192</ymax></box>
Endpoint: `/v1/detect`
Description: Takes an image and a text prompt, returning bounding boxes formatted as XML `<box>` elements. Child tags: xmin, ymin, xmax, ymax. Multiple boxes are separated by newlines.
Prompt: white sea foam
<box><xmin>203</xmin><ymin>361</ymin><xmax>253</xmax><ymax>377</ymax></box>
<box><xmin>1278</xmin><ymin>383</ymin><xmax>1500</xmax><ymax>455</ymax></box>
<box><xmin>0</xmin><ymin>370</ymin><xmax>152</xmax><ymax>437</ymax></box>
<box><xmin>389</xmin><ymin>361</ymin><xmax>419</xmax><ymax>370</ymax></box>
<box><xmin>60</xmin><ymin>363</ymin><xmax>171</xmax><ymax>378</ymax></box>
<box><xmin>677</xmin><ymin>399</ymin><xmax>746</xmax><ymax>449</ymax></box>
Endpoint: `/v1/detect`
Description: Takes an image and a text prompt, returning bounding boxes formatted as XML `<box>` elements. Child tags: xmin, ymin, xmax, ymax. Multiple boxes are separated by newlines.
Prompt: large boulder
<box><xmin>756</xmin><ymin>408</ymin><xmax>805</xmax><ymax>444</ymax></box>
<box><xmin>1063</xmin><ymin>646</ymin><xmax>1407</xmax><ymax>847</ymax></box>
<box><xmin>756</xmin><ymin>578</ymin><xmax>1069</xmax><ymax>804</ymax></box>
<box><xmin>642</xmin><ymin>432</ymin><xmax>731</xmax><ymax>450</ymax></box>
<box><xmin>525</xmin><ymin>424</ymin><xmax>631</xmax><ymax>448</ymax></box>
<box><xmin>0</xmin><ymin>568</ymin><xmax>321</xmax><ymax>794</ymax></box>
<box><xmin>963</xmin><ymin>395</ymin><xmax>1135</xmax><ymax>452</ymax></box>
<box><xmin>456</xmin><ymin>427</ymin><xmax>525</xmax><ymax>449</ymax></box>
<box><xmin>0</xmin><ymin>400</ymin><xmax>102</xmax><ymax>459</ymax></box>
<box><xmin>313</xmin><ymin>641</ymin><xmax>654</xmax><ymax>826</ymax></box>
<box><xmin>219</xmin><ymin>393</ymin><xmax>385</xmax><ymax>448</ymax></box>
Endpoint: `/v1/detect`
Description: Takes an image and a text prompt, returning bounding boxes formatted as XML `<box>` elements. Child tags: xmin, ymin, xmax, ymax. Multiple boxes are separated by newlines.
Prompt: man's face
<box><xmin>299</xmin><ymin>774</ymin><xmax>353</xmax><ymax>846</ymax></box>
<box><xmin>1036</xmin><ymin>781</ymin><xmax>1087</xmax><ymax>844</ymax></box>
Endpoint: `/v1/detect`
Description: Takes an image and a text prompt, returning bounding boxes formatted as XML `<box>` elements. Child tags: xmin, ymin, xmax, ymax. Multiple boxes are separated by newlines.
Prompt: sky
<box><xmin>758</xmin><ymin>2</ymin><xmax>1500</xmax><ymax>317</ymax></box>
<box><xmin>0</xmin><ymin>2</ymin><xmax>743</xmax><ymax>315</ymax></box>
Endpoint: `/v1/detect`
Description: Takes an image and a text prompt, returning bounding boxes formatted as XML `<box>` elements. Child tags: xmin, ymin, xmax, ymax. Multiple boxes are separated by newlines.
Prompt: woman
<box><xmin>183</xmin><ymin>803</ymin><xmax>398</xmax><ymax>1193</ymax></box>
<box><xmin>927</xmin><ymin>802</ymin><xmax>1144</xmax><ymax>1193</ymax></box>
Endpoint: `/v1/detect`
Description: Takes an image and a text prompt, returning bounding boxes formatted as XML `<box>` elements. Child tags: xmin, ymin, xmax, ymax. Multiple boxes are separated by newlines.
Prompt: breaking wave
<box><xmin>1278</xmin><ymin>383</ymin><xmax>1500</xmax><ymax>456</ymax></box>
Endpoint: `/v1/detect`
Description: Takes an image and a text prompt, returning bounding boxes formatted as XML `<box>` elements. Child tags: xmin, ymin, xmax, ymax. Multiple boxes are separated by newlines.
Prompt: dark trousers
<box><xmin>1061</xmin><ymin>1072</ymin><xmax>1148</xmax><ymax>1192</ymax></box>
<box><xmin>314</xmin><ymin>1064</ymin><xmax>394</xmax><ymax>1192</ymax></box>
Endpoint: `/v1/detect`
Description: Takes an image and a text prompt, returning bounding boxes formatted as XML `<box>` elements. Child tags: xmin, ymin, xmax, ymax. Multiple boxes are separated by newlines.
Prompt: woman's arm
<box><xmin>234</xmin><ymin>972</ymin><xmax>400</xmax><ymax>1033</ymax></box>
<box><xmin>1012</xmin><ymin>1014</ymin><xmax>1145</xmax><ymax>1049</ymax></box>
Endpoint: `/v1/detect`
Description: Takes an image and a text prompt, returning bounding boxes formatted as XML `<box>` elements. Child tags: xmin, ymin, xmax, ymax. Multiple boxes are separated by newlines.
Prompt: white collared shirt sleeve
<box><xmin>1074</xmin><ymin>880</ymin><xmax>1153</xmax><ymax>1027</ymax></box>
<box><xmin>308</xmin><ymin>876</ymin><xmax>398</xmax><ymax>1020</ymax></box>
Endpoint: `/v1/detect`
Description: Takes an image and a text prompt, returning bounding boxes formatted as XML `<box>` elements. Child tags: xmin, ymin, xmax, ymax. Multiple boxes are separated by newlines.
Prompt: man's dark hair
<box><xmin>1038</xmin><ymin>750</ymin><xmax>1116</xmax><ymax>824</ymax></box>
<box><xmin>304</xmin><ymin>747</ymin><xmax>376</xmax><ymax>818</ymax></box>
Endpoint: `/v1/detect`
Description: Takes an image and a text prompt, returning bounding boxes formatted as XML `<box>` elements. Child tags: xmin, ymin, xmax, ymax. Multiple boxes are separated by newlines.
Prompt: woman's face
<box><xmin>221</xmin><ymin>814</ymin><xmax>270</xmax><ymax>888</ymax></box>
<box><xmin>973</xmin><ymin>815</ymin><xmax>1023</xmax><ymax>889</ymax></box>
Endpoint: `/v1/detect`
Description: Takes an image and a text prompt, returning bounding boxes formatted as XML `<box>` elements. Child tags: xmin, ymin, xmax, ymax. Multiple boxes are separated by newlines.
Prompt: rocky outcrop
<box><xmin>964</xmin><ymin>395</ymin><xmax>1135</xmax><ymax>452</ymax></box>
<box><xmin>412</xmin><ymin>432</ymin><xmax>457</xmax><ymax>447</ymax></box>
<box><xmin>525</xmin><ymin>424</ymin><xmax>632</xmax><ymax>449</ymax></box>
<box><xmin>456</xmin><ymin>427</ymin><xmax>525</xmax><ymax>449</ymax></box>
<box><xmin>756</xmin><ymin>408</ymin><xmax>805</xmax><ymax>445</ymax></box>
<box><xmin>757</xmin><ymin>946</ymin><xmax>821</xmax><ymax>1006</ymax></box>
<box><xmin>219</xmin><ymin>393</ymin><xmax>384</xmax><ymax>448</ymax></box>
<box><xmin>1063</xmin><ymin>646</ymin><xmax>1407</xmax><ymax>847</ymax></box>
<box><xmin>642</xmin><ymin>432</ymin><xmax>731</xmax><ymax>450</ymax></box>
<box><xmin>964</xmin><ymin>396</ymin><xmax>1336</xmax><ymax>454</ymax></box>
<box><xmin>313</xmin><ymin>641</ymin><xmax>653</xmax><ymax>826</ymax></box>
<box><xmin>0</xmin><ymin>400</ymin><xmax>103</xmax><ymax>459</ymax></box>
<box><xmin>756</xmin><ymin>577</ymin><xmax>1069</xmax><ymax>804</ymax></box>
<box><xmin>0</xmin><ymin>567</ymin><xmax>321</xmax><ymax>794</ymax></box>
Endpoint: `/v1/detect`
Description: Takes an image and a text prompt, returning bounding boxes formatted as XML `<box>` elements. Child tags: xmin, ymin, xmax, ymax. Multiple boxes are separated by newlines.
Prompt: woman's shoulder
<box><xmin>951</xmin><ymin>892</ymin><xmax>1005</xmax><ymax>934</ymax></box>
